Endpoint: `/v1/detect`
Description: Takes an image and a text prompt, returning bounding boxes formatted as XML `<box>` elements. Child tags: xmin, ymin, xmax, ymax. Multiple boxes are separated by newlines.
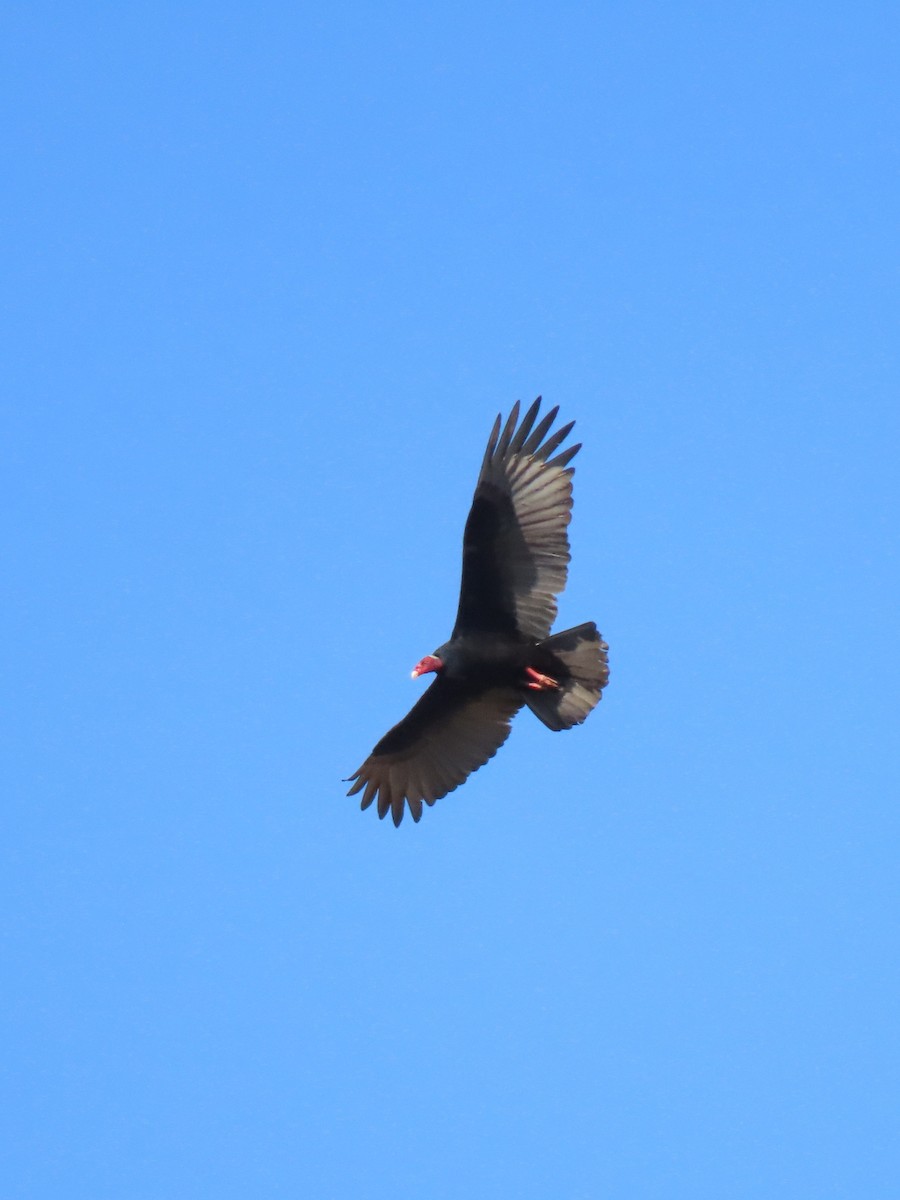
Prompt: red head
<box><xmin>411</xmin><ymin>654</ymin><xmax>444</xmax><ymax>679</ymax></box>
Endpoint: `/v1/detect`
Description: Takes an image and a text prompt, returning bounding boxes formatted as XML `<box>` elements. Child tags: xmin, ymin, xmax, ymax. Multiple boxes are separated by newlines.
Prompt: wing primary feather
<box><xmin>535</xmin><ymin>420</ymin><xmax>575</xmax><ymax>461</ymax></box>
<box><xmin>520</xmin><ymin>406</ymin><xmax>560</xmax><ymax>456</ymax></box>
<box><xmin>391</xmin><ymin>792</ymin><xmax>405</xmax><ymax>827</ymax></box>
<box><xmin>546</xmin><ymin>443</ymin><xmax>581</xmax><ymax>470</ymax></box>
<box><xmin>377</xmin><ymin>783</ymin><xmax>391</xmax><ymax>820</ymax></box>
<box><xmin>508</xmin><ymin>396</ymin><xmax>542</xmax><ymax>453</ymax></box>
<box><xmin>403</xmin><ymin>761</ymin><xmax>422</xmax><ymax>805</ymax></box>
<box><xmin>494</xmin><ymin>400</ymin><xmax>521</xmax><ymax>460</ymax></box>
<box><xmin>480</xmin><ymin>413</ymin><xmax>502</xmax><ymax>473</ymax></box>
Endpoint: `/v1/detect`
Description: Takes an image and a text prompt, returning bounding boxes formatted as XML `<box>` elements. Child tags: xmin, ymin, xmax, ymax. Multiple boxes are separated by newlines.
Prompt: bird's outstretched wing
<box><xmin>452</xmin><ymin>397</ymin><xmax>580</xmax><ymax>641</ymax></box>
<box><xmin>346</xmin><ymin>680</ymin><xmax>522</xmax><ymax>826</ymax></box>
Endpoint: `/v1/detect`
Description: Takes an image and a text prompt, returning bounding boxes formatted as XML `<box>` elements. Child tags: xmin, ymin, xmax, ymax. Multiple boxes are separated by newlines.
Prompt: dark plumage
<box><xmin>346</xmin><ymin>397</ymin><xmax>609</xmax><ymax>825</ymax></box>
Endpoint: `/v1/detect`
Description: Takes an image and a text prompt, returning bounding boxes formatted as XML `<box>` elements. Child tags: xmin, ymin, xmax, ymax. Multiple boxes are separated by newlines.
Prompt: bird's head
<box><xmin>411</xmin><ymin>654</ymin><xmax>444</xmax><ymax>679</ymax></box>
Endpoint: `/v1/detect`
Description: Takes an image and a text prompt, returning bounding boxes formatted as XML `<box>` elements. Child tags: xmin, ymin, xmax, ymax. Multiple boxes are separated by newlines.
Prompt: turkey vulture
<box><xmin>346</xmin><ymin>397</ymin><xmax>609</xmax><ymax>825</ymax></box>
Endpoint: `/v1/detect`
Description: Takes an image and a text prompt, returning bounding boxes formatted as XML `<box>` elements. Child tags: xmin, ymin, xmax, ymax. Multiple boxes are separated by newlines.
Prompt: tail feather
<box><xmin>526</xmin><ymin>622</ymin><xmax>609</xmax><ymax>731</ymax></box>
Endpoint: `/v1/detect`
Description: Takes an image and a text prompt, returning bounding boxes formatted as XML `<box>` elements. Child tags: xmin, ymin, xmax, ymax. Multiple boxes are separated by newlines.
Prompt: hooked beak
<box><xmin>411</xmin><ymin>654</ymin><xmax>443</xmax><ymax>679</ymax></box>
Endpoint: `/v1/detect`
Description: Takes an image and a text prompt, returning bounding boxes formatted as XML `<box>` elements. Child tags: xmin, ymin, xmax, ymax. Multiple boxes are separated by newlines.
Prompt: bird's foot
<box><xmin>524</xmin><ymin>667</ymin><xmax>560</xmax><ymax>691</ymax></box>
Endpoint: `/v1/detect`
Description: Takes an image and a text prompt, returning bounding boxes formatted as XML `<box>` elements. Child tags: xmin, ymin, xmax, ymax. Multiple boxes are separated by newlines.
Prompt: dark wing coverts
<box><xmin>453</xmin><ymin>397</ymin><xmax>580</xmax><ymax>640</ymax></box>
<box><xmin>346</xmin><ymin>682</ymin><xmax>522</xmax><ymax>826</ymax></box>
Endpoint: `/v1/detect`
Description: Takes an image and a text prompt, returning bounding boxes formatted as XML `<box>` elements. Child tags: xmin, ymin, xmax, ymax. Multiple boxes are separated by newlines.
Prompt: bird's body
<box><xmin>433</xmin><ymin>632</ymin><xmax>536</xmax><ymax>687</ymax></box>
<box><xmin>347</xmin><ymin>398</ymin><xmax>609</xmax><ymax>825</ymax></box>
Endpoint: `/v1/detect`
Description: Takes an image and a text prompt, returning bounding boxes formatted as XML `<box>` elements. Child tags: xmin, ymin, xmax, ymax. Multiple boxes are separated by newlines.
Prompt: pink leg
<box><xmin>524</xmin><ymin>666</ymin><xmax>560</xmax><ymax>691</ymax></box>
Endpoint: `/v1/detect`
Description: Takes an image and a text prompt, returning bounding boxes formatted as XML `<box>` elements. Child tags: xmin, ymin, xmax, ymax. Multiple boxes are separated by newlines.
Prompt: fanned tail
<box><xmin>526</xmin><ymin>622</ymin><xmax>609</xmax><ymax>731</ymax></box>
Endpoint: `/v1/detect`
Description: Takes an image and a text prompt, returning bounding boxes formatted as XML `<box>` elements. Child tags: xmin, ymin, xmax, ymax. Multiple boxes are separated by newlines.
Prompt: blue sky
<box><xmin>3</xmin><ymin>4</ymin><xmax>899</xmax><ymax>1196</ymax></box>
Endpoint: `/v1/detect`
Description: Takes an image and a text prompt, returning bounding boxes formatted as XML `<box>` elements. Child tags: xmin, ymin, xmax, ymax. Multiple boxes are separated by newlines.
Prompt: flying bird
<box><xmin>346</xmin><ymin>397</ymin><xmax>609</xmax><ymax>825</ymax></box>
